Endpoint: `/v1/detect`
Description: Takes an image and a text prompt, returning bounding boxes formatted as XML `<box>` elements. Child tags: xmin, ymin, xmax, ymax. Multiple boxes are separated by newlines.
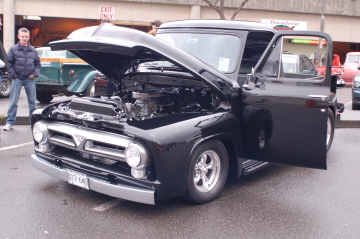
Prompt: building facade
<box><xmin>0</xmin><ymin>0</ymin><xmax>359</xmax><ymax>63</ymax></box>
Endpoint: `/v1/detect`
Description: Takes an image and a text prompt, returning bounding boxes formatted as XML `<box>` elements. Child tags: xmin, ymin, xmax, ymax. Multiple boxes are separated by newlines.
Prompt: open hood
<box><xmin>50</xmin><ymin>23</ymin><xmax>234</xmax><ymax>100</ymax></box>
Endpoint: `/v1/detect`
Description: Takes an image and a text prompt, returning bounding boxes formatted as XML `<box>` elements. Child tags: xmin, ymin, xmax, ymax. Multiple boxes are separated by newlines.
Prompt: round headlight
<box><xmin>125</xmin><ymin>143</ymin><xmax>147</xmax><ymax>168</ymax></box>
<box><xmin>33</xmin><ymin>122</ymin><xmax>48</xmax><ymax>143</ymax></box>
<box><xmin>355</xmin><ymin>81</ymin><xmax>360</xmax><ymax>88</ymax></box>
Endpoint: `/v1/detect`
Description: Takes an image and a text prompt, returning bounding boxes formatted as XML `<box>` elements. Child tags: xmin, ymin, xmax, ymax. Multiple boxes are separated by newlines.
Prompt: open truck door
<box><xmin>243</xmin><ymin>31</ymin><xmax>333</xmax><ymax>169</ymax></box>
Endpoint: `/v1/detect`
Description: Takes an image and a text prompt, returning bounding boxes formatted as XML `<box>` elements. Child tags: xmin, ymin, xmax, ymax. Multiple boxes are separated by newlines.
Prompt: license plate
<box><xmin>67</xmin><ymin>169</ymin><xmax>89</xmax><ymax>190</ymax></box>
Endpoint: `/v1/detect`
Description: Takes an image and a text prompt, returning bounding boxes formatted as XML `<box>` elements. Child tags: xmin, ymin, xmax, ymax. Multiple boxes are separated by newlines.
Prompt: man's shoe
<box><xmin>2</xmin><ymin>124</ymin><xmax>12</xmax><ymax>131</ymax></box>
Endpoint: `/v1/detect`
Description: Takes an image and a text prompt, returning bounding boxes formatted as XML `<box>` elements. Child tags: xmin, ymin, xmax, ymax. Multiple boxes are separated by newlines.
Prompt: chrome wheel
<box><xmin>193</xmin><ymin>150</ymin><xmax>221</xmax><ymax>193</ymax></box>
<box><xmin>83</xmin><ymin>79</ymin><xmax>96</xmax><ymax>97</ymax></box>
<box><xmin>259</xmin><ymin>127</ymin><xmax>266</xmax><ymax>149</ymax></box>
<box><xmin>0</xmin><ymin>76</ymin><xmax>11</xmax><ymax>98</ymax></box>
<box><xmin>326</xmin><ymin>110</ymin><xmax>335</xmax><ymax>152</ymax></box>
<box><xmin>326</xmin><ymin>116</ymin><xmax>331</xmax><ymax>146</ymax></box>
<box><xmin>184</xmin><ymin>140</ymin><xmax>228</xmax><ymax>204</ymax></box>
<box><xmin>89</xmin><ymin>84</ymin><xmax>96</xmax><ymax>97</ymax></box>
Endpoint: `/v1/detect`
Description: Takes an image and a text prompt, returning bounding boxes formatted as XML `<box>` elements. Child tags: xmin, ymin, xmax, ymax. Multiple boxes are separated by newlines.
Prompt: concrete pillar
<box><xmin>190</xmin><ymin>5</ymin><xmax>201</xmax><ymax>19</ymax></box>
<box><xmin>3</xmin><ymin>0</ymin><xmax>15</xmax><ymax>51</ymax></box>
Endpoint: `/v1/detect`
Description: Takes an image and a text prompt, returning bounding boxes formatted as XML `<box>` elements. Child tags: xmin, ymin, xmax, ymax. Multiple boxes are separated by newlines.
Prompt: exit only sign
<box><xmin>99</xmin><ymin>6</ymin><xmax>115</xmax><ymax>20</ymax></box>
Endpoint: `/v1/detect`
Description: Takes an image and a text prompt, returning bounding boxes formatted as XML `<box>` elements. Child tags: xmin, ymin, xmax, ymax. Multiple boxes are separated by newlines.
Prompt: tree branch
<box><xmin>230</xmin><ymin>0</ymin><xmax>249</xmax><ymax>20</ymax></box>
<box><xmin>219</xmin><ymin>0</ymin><xmax>225</xmax><ymax>19</ymax></box>
<box><xmin>203</xmin><ymin>0</ymin><xmax>225</xmax><ymax>19</ymax></box>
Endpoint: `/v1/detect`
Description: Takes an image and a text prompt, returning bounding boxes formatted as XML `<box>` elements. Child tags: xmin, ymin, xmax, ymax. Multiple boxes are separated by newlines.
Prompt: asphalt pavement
<box><xmin>0</xmin><ymin>86</ymin><xmax>360</xmax><ymax>127</ymax></box>
<box><xmin>1</xmin><ymin>126</ymin><xmax>360</xmax><ymax>238</ymax></box>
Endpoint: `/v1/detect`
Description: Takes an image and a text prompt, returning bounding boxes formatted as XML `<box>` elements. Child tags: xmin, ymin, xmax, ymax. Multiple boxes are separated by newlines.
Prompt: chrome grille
<box><xmin>41</xmin><ymin>120</ymin><xmax>133</xmax><ymax>162</ymax></box>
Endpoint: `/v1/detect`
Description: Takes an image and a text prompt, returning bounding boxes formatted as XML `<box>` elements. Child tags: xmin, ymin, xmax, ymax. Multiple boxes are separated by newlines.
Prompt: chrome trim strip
<box><xmin>48</xmin><ymin>135</ymin><xmax>75</xmax><ymax>147</ymax></box>
<box><xmin>31</xmin><ymin>154</ymin><xmax>155</xmax><ymax>205</ymax></box>
<box><xmin>84</xmin><ymin>145</ymin><xmax>125</xmax><ymax>158</ymax></box>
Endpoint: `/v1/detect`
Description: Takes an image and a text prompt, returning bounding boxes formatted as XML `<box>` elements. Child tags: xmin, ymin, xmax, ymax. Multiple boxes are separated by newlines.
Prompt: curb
<box><xmin>335</xmin><ymin>119</ymin><xmax>360</xmax><ymax>128</ymax></box>
<box><xmin>1</xmin><ymin>117</ymin><xmax>360</xmax><ymax>128</ymax></box>
<box><xmin>1</xmin><ymin>116</ymin><xmax>29</xmax><ymax>126</ymax></box>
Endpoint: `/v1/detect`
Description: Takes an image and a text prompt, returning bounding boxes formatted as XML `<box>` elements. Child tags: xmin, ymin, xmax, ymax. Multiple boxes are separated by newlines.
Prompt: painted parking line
<box><xmin>0</xmin><ymin>142</ymin><xmax>33</xmax><ymax>151</ymax></box>
<box><xmin>92</xmin><ymin>199</ymin><xmax>122</xmax><ymax>211</ymax></box>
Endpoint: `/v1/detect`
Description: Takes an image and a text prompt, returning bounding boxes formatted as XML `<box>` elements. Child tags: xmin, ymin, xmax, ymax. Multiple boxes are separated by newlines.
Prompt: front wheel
<box><xmin>184</xmin><ymin>140</ymin><xmax>229</xmax><ymax>204</ymax></box>
<box><xmin>326</xmin><ymin>109</ymin><xmax>335</xmax><ymax>152</ymax></box>
<box><xmin>0</xmin><ymin>75</ymin><xmax>12</xmax><ymax>98</ymax></box>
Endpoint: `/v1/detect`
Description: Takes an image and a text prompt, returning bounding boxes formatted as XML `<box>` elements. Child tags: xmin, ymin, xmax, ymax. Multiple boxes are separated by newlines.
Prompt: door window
<box><xmin>259</xmin><ymin>36</ymin><xmax>326</xmax><ymax>80</ymax></box>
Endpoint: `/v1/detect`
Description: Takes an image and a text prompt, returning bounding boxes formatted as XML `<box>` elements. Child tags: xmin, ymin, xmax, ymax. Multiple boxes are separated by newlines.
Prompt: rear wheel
<box><xmin>0</xmin><ymin>75</ymin><xmax>12</xmax><ymax>98</ymax></box>
<box><xmin>326</xmin><ymin>109</ymin><xmax>335</xmax><ymax>152</ymax></box>
<box><xmin>36</xmin><ymin>90</ymin><xmax>54</xmax><ymax>103</ymax></box>
<box><xmin>184</xmin><ymin>140</ymin><xmax>228</xmax><ymax>204</ymax></box>
<box><xmin>258</xmin><ymin>123</ymin><xmax>268</xmax><ymax>151</ymax></box>
<box><xmin>83</xmin><ymin>79</ymin><xmax>95</xmax><ymax>97</ymax></box>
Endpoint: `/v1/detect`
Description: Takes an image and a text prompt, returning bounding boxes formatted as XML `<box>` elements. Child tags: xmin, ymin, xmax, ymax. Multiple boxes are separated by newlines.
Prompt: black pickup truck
<box><xmin>30</xmin><ymin>20</ymin><xmax>342</xmax><ymax>205</ymax></box>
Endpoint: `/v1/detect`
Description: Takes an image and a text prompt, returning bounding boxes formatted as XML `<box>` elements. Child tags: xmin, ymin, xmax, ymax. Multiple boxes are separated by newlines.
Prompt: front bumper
<box><xmin>352</xmin><ymin>88</ymin><xmax>360</xmax><ymax>105</ymax></box>
<box><xmin>31</xmin><ymin>154</ymin><xmax>156</xmax><ymax>205</ymax></box>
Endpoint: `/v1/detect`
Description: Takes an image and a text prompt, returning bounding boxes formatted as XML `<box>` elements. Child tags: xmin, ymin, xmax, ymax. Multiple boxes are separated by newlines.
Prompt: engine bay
<box><xmin>48</xmin><ymin>74</ymin><xmax>226</xmax><ymax>123</ymax></box>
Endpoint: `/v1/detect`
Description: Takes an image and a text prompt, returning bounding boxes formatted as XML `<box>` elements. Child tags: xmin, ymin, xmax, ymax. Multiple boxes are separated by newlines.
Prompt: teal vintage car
<box><xmin>35</xmin><ymin>47</ymin><xmax>98</xmax><ymax>103</ymax></box>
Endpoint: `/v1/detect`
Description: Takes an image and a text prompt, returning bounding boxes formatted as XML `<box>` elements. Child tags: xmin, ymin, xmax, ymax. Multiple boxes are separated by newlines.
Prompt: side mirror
<box><xmin>246</xmin><ymin>67</ymin><xmax>255</xmax><ymax>83</ymax></box>
<box><xmin>243</xmin><ymin>68</ymin><xmax>255</xmax><ymax>90</ymax></box>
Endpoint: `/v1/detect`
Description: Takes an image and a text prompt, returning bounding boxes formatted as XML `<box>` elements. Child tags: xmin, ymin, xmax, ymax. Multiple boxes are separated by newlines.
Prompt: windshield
<box><xmin>156</xmin><ymin>33</ymin><xmax>241</xmax><ymax>73</ymax></box>
<box><xmin>347</xmin><ymin>54</ymin><xmax>360</xmax><ymax>63</ymax></box>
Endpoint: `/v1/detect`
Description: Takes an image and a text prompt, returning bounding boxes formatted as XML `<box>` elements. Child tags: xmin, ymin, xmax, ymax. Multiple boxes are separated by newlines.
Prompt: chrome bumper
<box><xmin>31</xmin><ymin>154</ymin><xmax>156</xmax><ymax>205</ymax></box>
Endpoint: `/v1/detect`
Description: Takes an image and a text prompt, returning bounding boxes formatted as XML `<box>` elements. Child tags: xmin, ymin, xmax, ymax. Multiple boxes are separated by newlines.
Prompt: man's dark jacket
<box><xmin>7</xmin><ymin>42</ymin><xmax>41</xmax><ymax>80</ymax></box>
<box><xmin>0</xmin><ymin>42</ymin><xmax>8</xmax><ymax>73</ymax></box>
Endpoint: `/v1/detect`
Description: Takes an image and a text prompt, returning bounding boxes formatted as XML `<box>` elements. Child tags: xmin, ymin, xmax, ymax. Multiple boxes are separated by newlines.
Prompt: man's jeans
<box><xmin>6</xmin><ymin>78</ymin><xmax>36</xmax><ymax>126</ymax></box>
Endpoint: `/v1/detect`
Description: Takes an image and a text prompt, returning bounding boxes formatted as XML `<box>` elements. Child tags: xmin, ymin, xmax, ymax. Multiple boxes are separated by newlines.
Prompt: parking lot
<box><xmin>1</xmin><ymin>126</ymin><xmax>360</xmax><ymax>238</ymax></box>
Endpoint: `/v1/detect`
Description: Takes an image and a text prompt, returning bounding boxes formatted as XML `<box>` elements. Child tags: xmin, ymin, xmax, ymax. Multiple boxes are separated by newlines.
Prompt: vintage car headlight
<box><xmin>33</xmin><ymin>121</ymin><xmax>48</xmax><ymax>143</ymax></box>
<box><xmin>354</xmin><ymin>75</ymin><xmax>360</xmax><ymax>88</ymax></box>
<box><xmin>125</xmin><ymin>143</ymin><xmax>148</xmax><ymax>168</ymax></box>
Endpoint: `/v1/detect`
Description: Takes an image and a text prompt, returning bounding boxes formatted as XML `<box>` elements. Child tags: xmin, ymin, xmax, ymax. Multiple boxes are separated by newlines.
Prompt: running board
<box><xmin>242</xmin><ymin>159</ymin><xmax>269</xmax><ymax>175</ymax></box>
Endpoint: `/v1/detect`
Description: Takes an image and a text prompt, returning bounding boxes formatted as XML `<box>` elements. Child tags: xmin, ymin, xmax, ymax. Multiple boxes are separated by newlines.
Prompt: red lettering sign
<box><xmin>99</xmin><ymin>6</ymin><xmax>115</xmax><ymax>19</ymax></box>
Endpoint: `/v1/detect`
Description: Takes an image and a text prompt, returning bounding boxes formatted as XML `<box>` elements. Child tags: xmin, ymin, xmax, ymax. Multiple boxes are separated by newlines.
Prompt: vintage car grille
<box><xmin>38</xmin><ymin>121</ymin><xmax>134</xmax><ymax>164</ymax></box>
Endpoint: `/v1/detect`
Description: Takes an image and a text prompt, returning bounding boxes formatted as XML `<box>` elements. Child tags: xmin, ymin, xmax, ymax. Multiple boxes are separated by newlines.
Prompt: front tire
<box><xmin>352</xmin><ymin>103</ymin><xmax>360</xmax><ymax>110</ymax></box>
<box><xmin>0</xmin><ymin>75</ymin><xmax>12</xmax><ymax>98</ymax></box>
<box><xmin>36</xmin><ymin>90</ymin><xmax>54</xmax><ymax>103</ymax></box>
<box><xmin>326</xmin><ymin>109</ymin><xmax>335</xmax><ymax>152</ymax></box>
<box><xmin>184</xmin><ymin>140</ymin><xmax>229</xmax><ymax>204</ymax></box>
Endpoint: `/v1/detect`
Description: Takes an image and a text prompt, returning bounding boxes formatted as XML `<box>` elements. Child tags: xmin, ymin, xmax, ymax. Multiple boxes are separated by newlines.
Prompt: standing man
<box><xmin>2</xmin><ymin>28</ymin><xmax>41</xmax><ymax>131</ymax></box>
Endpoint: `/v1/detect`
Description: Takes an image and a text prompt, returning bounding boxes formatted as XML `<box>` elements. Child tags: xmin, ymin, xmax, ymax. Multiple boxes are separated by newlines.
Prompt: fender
<box><xmin>137</xmin><ymin>112</ymin><xmax>244</xmax><ymax>200</ymax></box>
<box><xmin>189</xmin><ymin>112</ymin><xmax>244</xmax><ymax>179</ymax></box>
<box><xmin>66</xmin><ymin>70</ymin><xmax>97</xmax><ymax>93</ymax></box>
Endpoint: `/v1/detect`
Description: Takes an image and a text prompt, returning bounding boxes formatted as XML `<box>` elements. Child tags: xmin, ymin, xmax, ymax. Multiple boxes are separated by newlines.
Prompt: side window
<box><xmin>238</xmin><ymin>31</ymin><xmax>273</xmax><ymax>85</ymax></box>
<box><xmin>259</xmin><ymin>37</ymin><xmax>282</xmax><ymax>77</ymax></box>
<box><xmin>304</xmin><ymin>55</ymin><xmax>317</xmax><ymax>74</ymax></box>
<box><xmin>258</xmin><ymin>35</ymin><xmax>326</xmax><ymax>80</ymax></box>
<box><xmin>279</xmin><ymin>36</ymin><xmax>326</xmax><ymax>80</ymax></box>
<box><xmin>347</xmin><ymin>55</ymin><xmax>358</xmax><ymax>63</ymax></box>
